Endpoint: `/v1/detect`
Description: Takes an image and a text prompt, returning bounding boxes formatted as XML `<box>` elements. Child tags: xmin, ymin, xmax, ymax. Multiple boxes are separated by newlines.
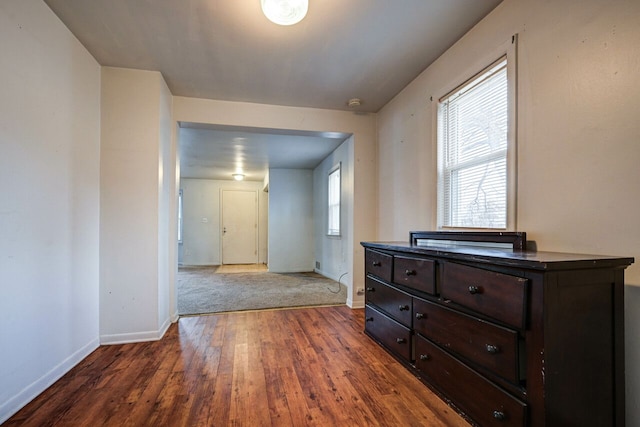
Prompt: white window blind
<box><xmin>328</xmin><ymin>165</ymin><xmax>341</xmax><ymax>236</ymax></box>
<box><xmin>438</xmin><ymin>57</ymin><xmax>509</xmax><ymax>229</ymax></box>
<box><xmin>178</xmin><ymin>189</ymin><xmax>183</xmax><ymax>242</ymax></box>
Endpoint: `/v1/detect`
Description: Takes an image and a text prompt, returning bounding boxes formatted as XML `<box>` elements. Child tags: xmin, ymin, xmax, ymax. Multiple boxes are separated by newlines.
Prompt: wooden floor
<box><xmin>6</xmin><ymin>306</ymin><xmax>469</xmax><ymax>426</ymax></box>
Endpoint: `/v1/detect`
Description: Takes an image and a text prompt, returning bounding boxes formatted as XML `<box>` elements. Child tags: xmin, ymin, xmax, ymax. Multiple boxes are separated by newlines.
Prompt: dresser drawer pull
<box><xmin>405</xmin><ymin>269</ymin><xmax>417</xmax><ymax>276</ymax></box>
<box><xmin>398</xmin><ymin>305</ymin><xmax>410</xmax><ymax>311</ymax></box>
<box><xmin>468</xmin><ymin>285</ymin><xmax>481</xmax><ymax>295</ymax></box>
<box><xmin>365</xmin><ymin>317</ymin><xmax>374</xmax><ymax>322</ymax></box>
<box><xmin>486</xmin><ymin>344</ymin><xmax>500</xmax><ymax>354</ymax></box>
<box><xmin>419</xmin><ymin>354</ymin><xmax>430</xmax><ymax>361</ymax></box>
<box><xmin>366</xmin><ymin>287</ymin><xmax>375</xmax><ymax>292</ymax></box>
<box><xmin>493</xmin><ymin>410</ymin><xmax>506</xmax><ymax>420</ymax></box>
<box><xmin>396</xmin><ymin>338</ymin><xmax>407</xmax><ymax>344</ymax></box>
<box><xmin>415</xmin><ymin>312</ymin><xmax>425</xmax><ymax>319</ymax></box>
<box><xmin>372</xmin><ymin>261</ymin><xmax>382</xmax><ymax>267</ymax></box>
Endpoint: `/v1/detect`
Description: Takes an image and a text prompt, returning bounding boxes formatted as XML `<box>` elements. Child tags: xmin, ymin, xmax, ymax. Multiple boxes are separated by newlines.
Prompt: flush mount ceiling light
<box><xmin>348</xmin><ymin>98</ymin><xmax>362</xmax><ymax>108</ymax></box>
<box><xmin>232</xmin><ymin>173</ymin><xmax>245</xmax><ymax>181</ymax></box>
<box><xmin>262</xmin><ymin>0</ymin><xmax>308</xmax><ymax>26</ymax></box>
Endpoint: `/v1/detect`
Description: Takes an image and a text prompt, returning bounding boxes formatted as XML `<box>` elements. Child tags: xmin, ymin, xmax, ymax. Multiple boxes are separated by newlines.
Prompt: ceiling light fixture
<box><xmin>261</xmin><ymin>0</ymin><xmax>308</xmax><ymax>26</ymax></box>
<box><xmin>232</xmin><ymin>173</ymin><xmax>245</xmax><ymax>181</ymax></box>
<box><xmin>348</xmin><ymin>98</ymin><xmax>362</xmax><ymax>108</ymax></box>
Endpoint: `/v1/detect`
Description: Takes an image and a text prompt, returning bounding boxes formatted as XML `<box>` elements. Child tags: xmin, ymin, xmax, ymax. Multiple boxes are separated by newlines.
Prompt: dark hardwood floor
<box><xmin>5</xmin><ymin>306</ymin><xmax>468</xmax><ymax>426</ymax></box>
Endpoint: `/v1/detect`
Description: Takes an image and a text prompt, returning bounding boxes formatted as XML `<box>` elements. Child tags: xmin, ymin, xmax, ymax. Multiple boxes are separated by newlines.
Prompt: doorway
<box><xmin>175</xmin><ymin>122</ymin><xmax>356</xmax><ymax>311</ymax></box>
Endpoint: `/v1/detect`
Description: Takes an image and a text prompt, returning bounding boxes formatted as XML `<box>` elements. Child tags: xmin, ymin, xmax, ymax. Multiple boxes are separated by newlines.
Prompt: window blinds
<box><xmin>328</xmin><ymin>166</ymin><xmax>341</xmax><ymax>235</ymax></box>
<box><xmin>439</xmin><ymin>57</ymin><xmax>508</xmax><ymax>229</ymax></box>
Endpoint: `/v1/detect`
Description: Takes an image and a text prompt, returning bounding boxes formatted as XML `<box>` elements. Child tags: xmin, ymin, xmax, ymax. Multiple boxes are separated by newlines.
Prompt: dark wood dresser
<box><xmin>361</xmin><ymin>232</ymin><xmax>633</xmax><ymax>427</ymax></box>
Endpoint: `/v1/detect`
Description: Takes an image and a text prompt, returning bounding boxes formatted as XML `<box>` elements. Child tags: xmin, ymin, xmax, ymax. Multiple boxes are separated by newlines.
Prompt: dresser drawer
<box><xmin>365</xmin><ymin>249</ymin><xmax>393</xmax><ymax>282</ymax></box>
<box><xmin>441</xmin><ymin>262</ymin><xmax>528</xmax><ymax>329</ymax></box>
<box><xmin>392</xmin><ymin>255</ymin><xmax>436</xmax><ymax>295</ymax></box>
<box><xmin>414</xmin><ymin>298</ymin><xmax>520</xmax><ymax>383</ymax></box>
<box><xmin>365</xmin><ymin>305</ymin><xmax>412</xmax><ymax>362</ymax></box>
<box><xmin>415</xmin><ymin>335</ymin><xmax>526</xmax><ymax>427</ymax></box>
<box><xmin>365</xmin><ymin>276</ymin><xmax>412</xmax><ymax>326</ymax></box>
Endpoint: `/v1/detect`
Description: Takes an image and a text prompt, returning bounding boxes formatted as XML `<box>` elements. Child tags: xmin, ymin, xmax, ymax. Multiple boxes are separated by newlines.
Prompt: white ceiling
<box><xmin>179</xmin><ymin>123</ymin><xmax>349</xmax><ymax>181</ymax></box>
<box><xmin>44</xmin><ymin>0</ymin><xmax>503</xmax><ymax>180</ymax></box>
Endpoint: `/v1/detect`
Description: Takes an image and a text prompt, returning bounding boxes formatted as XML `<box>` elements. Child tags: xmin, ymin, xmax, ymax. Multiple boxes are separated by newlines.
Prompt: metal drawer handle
<box><xmin>365</xmin><ymin>317</ymin><xmax>374</xmax><ymax>322</ymax></box>
<box><xmin>493</xmin><ymin>411</ymin><xmax>506</xmax><ymax>420</ymax></box>
<box><xmin>398</xmin><ymin>305</ymin><xmax>409</xmax><ymax>311</ymax></box>
<box><xmin>366</xmin><ymin>287</ymin><xmax>375</xmax><ymax>292</ymax></box>
<box><xmin>405</xmin><ymin>269</ymin><xmax>416</xmax><ymax>276</ymax></box>
<box><xmin>468</xmin><ymin>285</ymin><xmax>481</xmax><ymax>294</ymax></box>
<box><xmin>372</xmin><ymin>261</ymin><xmax>381</xmax><ymax>267</ymax></box>
<box><xmin>419</xmin><ymin>354</ymin><xmax>430</xmax><ymax>361</ymax></box>
<box><xmin>396</xmin><ymin>338</ymin><xmax>406</xmax><ymax>344</ymax></box>
<box><xmin>415</xmin><ymin>313</ymin><xmax>425</xmax><ymax>319</ymax></box>
<box><xmin>486</xmin><ymin>344</ymin><xmax>500</xmax><ymax>354</ymax></box>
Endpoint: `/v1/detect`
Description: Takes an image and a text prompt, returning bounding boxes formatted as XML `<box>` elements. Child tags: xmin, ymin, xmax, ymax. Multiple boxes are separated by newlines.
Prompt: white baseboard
<box><xmin>314</xmin><ymin>268</ymin><xmax>350</xmax><ymax>285</ymax></box>
<box><xmin>347</xmin><ymin>298</ymin><xmax>365</xmax><ymax>309</ymax></box>
<box><xmin>314</xmin><ymin>268</ymin><xmax>334</xmax><ymax>280</ymax></box>
<box><xmin>0</xmin><ymin>337</ymin><xmax>99</xmax><ymax>425</ymax></box>
<box><xmin>315</xmin><ymin>269</ymin><xmax>361</xmax><ymax>308</ymax></box>
<box><xmin>100</xmin><ymin>318</ymin><xmax>172</xmax><ymax>345</ymax></box>
<box><xmin>158</xmin><ymin>316</ymin><xmax>171</xmax><ymax>338</ymax></box>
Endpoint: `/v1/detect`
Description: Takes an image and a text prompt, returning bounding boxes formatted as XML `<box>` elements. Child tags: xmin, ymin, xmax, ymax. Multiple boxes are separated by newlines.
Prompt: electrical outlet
<box><xmin>315</xmin><ymin>261</ymin><xmax>320</xmax><ymax>269</ymax></box>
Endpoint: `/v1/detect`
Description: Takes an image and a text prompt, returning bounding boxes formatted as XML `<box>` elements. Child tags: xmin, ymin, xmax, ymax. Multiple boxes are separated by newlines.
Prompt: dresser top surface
<box><xmin>361</xmin><ymin>241</ymin><xmax>634</xmax><ymax>271</ymax></box>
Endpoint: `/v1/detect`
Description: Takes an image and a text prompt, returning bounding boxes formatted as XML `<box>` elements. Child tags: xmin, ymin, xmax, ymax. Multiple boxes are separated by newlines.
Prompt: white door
<box><xmin>221</xmin><ymin>190</ymin><xmax>258</xmax><ymax>264</ymax></box>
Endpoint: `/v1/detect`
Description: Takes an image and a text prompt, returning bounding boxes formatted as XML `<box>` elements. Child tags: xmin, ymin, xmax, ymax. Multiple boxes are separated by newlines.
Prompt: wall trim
<box><xmin>0</xmin><ymin>338</ymin><xmax>99</xmax><ymax>424</ymax></box>
<box><xmin>159</xmin><ymin>316</ymin><xmax>172</xmax><ymax>338</ymax></box>
<box><xmin>100</xmin><ymin>320</ymin><xmax>172</xmax><ymax>345</ymax></box>
<box><xmin>314</xmin><ymin>268</ymin><xmax>345</xmax><ymax>283</ymax></box>
<box><xmin>348</xmin><ymin>298</ymin><xmax>365</xmax><ymax>309</ymax></box>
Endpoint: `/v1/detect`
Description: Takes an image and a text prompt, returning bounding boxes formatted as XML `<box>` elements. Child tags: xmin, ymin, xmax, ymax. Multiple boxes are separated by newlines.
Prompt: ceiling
<box><xmin>44</xmin><ymin>0</ymin><xmax>503</xmax><ymax>180</ymax></box>
<box><xmin>179</xmin><ymin>123</ymin><xmax>349</xmax><ymax>181</ymax></box>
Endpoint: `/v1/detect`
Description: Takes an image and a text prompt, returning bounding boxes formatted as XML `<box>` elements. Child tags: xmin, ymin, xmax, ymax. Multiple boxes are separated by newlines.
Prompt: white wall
<box><xmin>100</xmin><ymin>67</ymin><xmax>173</xmax><ymax>344</ymax></box>
<box><xmin>268</xmin><ymin>169</ymin><xmax>314</xmax><ymax>272</ymax></box>
<box><xmin>377</xmin><ymin>0</ymin><xmax>640</xmax><ymax>424</ymax></box>
<box><xmin>158</xmin><ymin>72</ymin><xmax>175</xmax><ymax>329</ymax></box>
<box><xmin>180</xmin><ymin>179</ymin><xmax>268</xmax><ymax>265</ymax></box>
<box><xmin>173</xmin><ymin>97</ymin><xmax>377</xmax><ymax>306</ymax></box>
<box><xmin>313</xmin><ymin>137</ymin><xmax>356</xmax><ymax>305</ymax></box>
<box><xmin>0</xmin><ymin>0</ymin><xmax>101</xmax><ymax>422</ymax></box>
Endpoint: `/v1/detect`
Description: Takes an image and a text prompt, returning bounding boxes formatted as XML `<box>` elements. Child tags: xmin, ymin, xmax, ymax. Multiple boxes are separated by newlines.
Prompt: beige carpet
<box><xmin>177</xmin><ymin>266</ymin><xmax>347</xmax><ymax>315</ymax></box>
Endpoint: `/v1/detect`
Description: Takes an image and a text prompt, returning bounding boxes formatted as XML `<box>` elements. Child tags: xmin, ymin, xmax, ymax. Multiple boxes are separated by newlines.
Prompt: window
<box><xmin>437</xmin><ymin>40</ymin><xmax>516</xmax><ymax>230</ymax></box>
<box><xmin>178</xmin><ymin>189</ymin><xmax>183</xmax><ymax>243</ymax></box>
<box><xmin>327</xmin><ymin>164</ymin><xmax>341</xmax><ymax>236</ymax></box>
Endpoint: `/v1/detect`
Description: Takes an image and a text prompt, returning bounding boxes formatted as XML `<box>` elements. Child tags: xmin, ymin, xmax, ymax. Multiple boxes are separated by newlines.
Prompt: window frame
<box><xmin>327</xmin><ymin>163</ymin><xmax>341</xmax><ymax>237</ymax></box>
<box><xmin>434</xmin><ymin>35</ymin><xmax>518</xmax><ymax>231</ymax></box>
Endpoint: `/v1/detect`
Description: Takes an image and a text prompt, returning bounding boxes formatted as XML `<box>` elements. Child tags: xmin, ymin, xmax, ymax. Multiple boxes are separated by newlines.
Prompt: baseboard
<box><xmin>171</xmin><ymin>309</ymin><xmax>179</xmax><ymax>323</ymax></box>
<box><xmin>347</xmin><ymin>297</ymin><xmax>365</xmax><ymax>309</ymax></box>
<box><xmin>158</xmin><ymin>316</ymin><xmax>172</xmax><ymax>339</ymax></box>
<box><xmin>314</xmin><ymin>268</ymin><xmax>350</xmax><ymax>285</ymax></box>
<box><xmin>0</xmin><ymin>337</ymin><xmax>99</xmax><ymax>425</ymax></box>
<box><xmin>100</xmin><ymin>319</ymin><xmax>171</xmax><ymax>345</ymax></box>
<box><xmin>316</xmin><ymin>269</ymin><xmax>356</xmax><ymax>308</ymax></box>
<box><xmin>314</xmin><ymin>268</ymin><xmax>333</xmax><ymax>280</ymax></box>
